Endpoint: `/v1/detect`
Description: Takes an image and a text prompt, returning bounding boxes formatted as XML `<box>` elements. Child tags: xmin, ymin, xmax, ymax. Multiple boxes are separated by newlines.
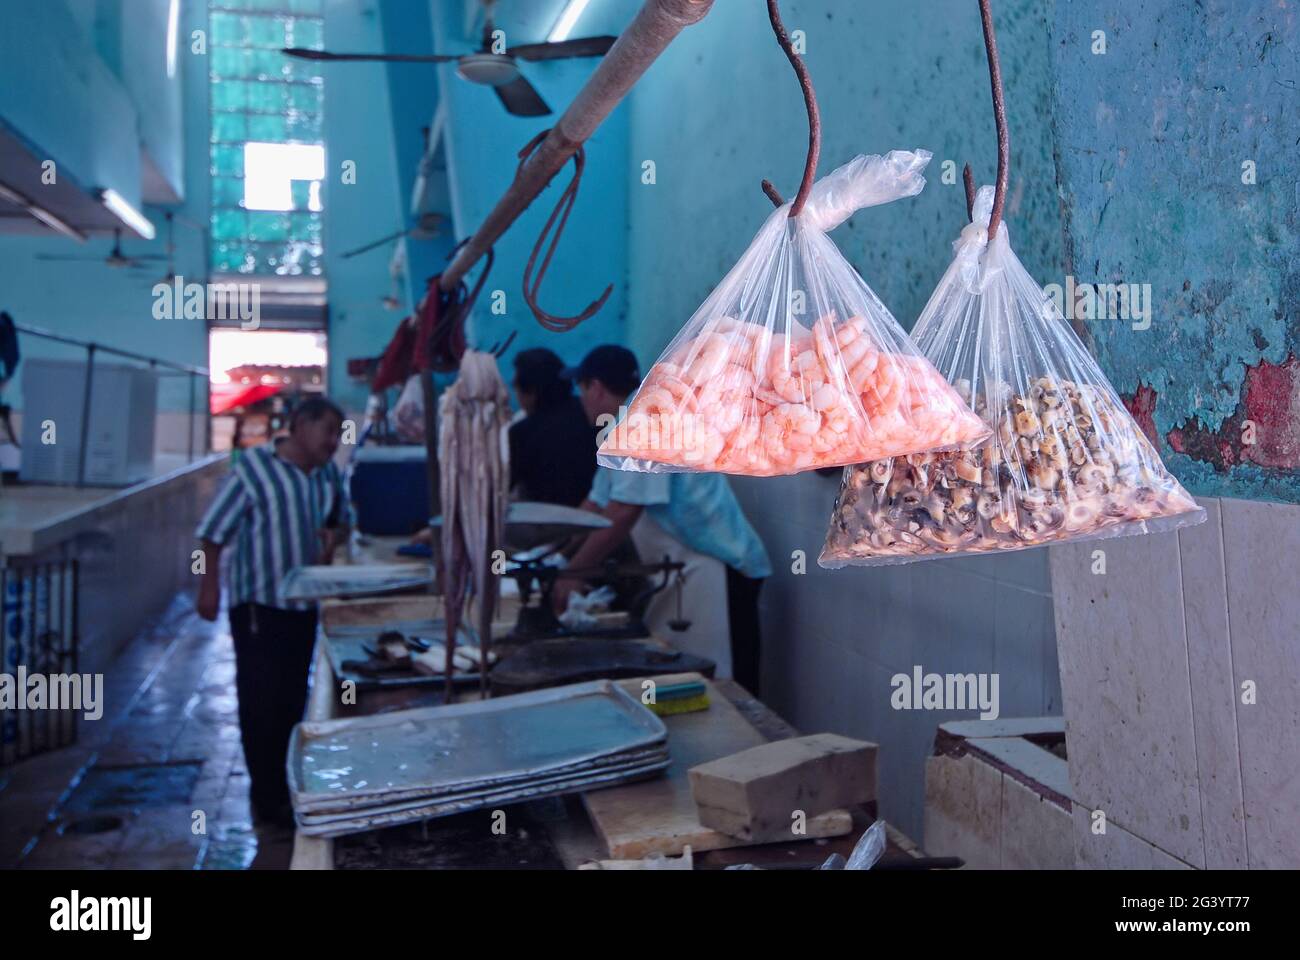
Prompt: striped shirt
<box><xmin>195</xmin><ymin>443</ymin><xmax>352</xmax><ymax>611</ymax></box>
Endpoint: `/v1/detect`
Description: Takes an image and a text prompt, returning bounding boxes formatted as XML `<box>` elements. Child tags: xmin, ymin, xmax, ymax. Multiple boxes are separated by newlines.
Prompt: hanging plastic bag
<box><xmin>820</xmin><ymin>186</ymin><xmax>1204</xmax><ymax>567</ymax></box>
<box><xmin>597</xmin><ymin>150</ymin><xmax>989</xmax><ymax>476</ymax></box>
<box><xmin>389</xmin><ymin>374</ymin><xmax>426</xmax><ymax>443</ymax></box>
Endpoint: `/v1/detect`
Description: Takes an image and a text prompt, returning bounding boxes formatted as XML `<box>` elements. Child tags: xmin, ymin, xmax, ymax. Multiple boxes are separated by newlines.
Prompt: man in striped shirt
<box><xmin>195</xmin><ymin>396</ymin><xmax>351</xmax><ymax>827</ymax></box>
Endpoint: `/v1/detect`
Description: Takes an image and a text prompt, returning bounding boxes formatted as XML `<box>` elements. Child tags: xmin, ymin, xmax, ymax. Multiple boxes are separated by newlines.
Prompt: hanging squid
<box><xmin>436</xmin><ymin>350</ymin><xmax>512</xmax><ymax>699</ymax></box>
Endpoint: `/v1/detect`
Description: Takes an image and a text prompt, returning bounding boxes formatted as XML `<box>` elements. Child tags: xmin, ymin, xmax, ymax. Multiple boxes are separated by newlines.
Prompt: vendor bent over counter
<box><xmin>556</xmin><ymin>346</ymin><xmax>773</xmax><ymax>695</ymax></box>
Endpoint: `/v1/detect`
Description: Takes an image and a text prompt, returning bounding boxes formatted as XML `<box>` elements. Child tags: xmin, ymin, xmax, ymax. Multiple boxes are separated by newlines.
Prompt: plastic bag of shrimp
<box><xmin>819</xmin><ymin>185</ymin><xmax>1205</xmax><ymax>568</ymax></box>
<box><xmin>596</xmin><ymin>150</ymin><xmax>990</xmax><ymax>476</ymax></box>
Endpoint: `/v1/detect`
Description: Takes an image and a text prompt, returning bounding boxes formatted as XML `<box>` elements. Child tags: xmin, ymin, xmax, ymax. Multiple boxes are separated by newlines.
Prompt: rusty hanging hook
<box><xmin>978</xmin><ymin>0</ymin><xmax>1009</xmax><ymax>237</ymax></box>
<box><xmin>516</xmin><ymin>129</ymin><xmax>613</xmax><ymax>332</ymax></box>
<box><xmin>762</xmin><ymin>0</ymin><xmax>821</xmax><ymax>217</ymax></box>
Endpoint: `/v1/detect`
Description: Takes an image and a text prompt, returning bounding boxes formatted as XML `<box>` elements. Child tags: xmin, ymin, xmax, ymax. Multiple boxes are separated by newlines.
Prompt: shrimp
<box><xmin>695</xmin><ymin>363</ymin><xmax>755</xmax><ymax>414</ymax></box>
<box><xmin>763</xmin><ymin>402</ymin><xmax>820</xmax><ymax>443</ymax></box>
<box><xmin>680</xmin><ymin>423</ymin><xmax>725</xmax><ymax>465</ymax></box>
<box><xmin>600</xmin><ymin>320</ymin><xmax>990</xmax><ymax>475</ymax></box>
<box><xmin>633</xmin><ymin>387</ymin><xmax>681</xmax><ymax>419</ymax></box>
<box><xmin>837</xmin><ymin>335</ymin><xmax>873</xmax><ymax>371</ymax></box>
<box><xmin>810</xmin><ymin>381</ymin><xmax>843</xmax><ymax>412</ymax></box>
<box><xmin>683</xmin><ymin>331</ymin><xmax>731</xmax><ymax>383</ymax></box>
<box><xmin>771</xmin><ymin>349</ymin><xmax>822</xmax><ymax>402</ymax></box>
<box><xmin>847</xmin><ymin>349</ymin><xmax>880</xmax><ymax>393</ymax></box>
<box><xmin>812</xmin><ymin>313</ymin><xmax>842</xmax><ymax>369</ymax></box>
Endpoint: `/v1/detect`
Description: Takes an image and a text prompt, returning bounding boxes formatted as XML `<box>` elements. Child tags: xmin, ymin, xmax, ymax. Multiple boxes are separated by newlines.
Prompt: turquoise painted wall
<box><xmin>1049</xmin><ymin>0</ymin><xmax>1300</xmax><ymax>503</ymax></box>
<box><xmin>376</xmin><ymin>0</ymin><xmax>447</xmax><ymax>302</ymax></box>
<box><xmin>0</xmin><ymin>0</ymin><xmax>144</xmax><ymax>213</ymax></box>
<box><xmin>320</xmin><ymin>0</ymin><xmax>407</xmax><ymax>413</ymax></box>
<box><xmin>0</xmin><ymin>0</ymin><xmax>209</xmax><ymax>414</ymax></box>
<box><xmin>95</xmin><ymin>0</ymin><xmax>187</xmax><ymax>199</ymax></box>
<box><xmin>624</xmin><ymin>0</ymin><xmax>1065</xmax><ymax>365</ymax></box>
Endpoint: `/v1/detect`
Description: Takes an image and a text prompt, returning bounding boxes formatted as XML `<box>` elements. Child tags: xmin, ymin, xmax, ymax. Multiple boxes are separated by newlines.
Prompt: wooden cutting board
<box><xmin>582</xmin><ymin>674</ymin><xmax>852</xmax><ymax>859</ymax></box>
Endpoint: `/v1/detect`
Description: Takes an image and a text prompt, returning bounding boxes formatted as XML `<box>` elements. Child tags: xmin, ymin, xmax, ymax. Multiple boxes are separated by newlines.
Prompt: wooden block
<box><xmin>688</xmin><ymin>733</ymin><xmax>877</xmax><ymax>840</ymax></box>
<box><xmin>583</xmin><ymin>676</ymin><xmax>854</xmax><ymax>859</ymax></box>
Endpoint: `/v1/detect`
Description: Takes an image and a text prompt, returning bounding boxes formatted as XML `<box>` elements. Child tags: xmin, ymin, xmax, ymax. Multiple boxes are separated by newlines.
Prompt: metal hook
<box><xmin>762</xmin><ymin>0</ymin><xmax>821</xmax><ymax>218</ymax></box>
<box><xmin>977</xmin><ymin>0</ymin><xmax>1009</xmax><ymax>237</ymax></box>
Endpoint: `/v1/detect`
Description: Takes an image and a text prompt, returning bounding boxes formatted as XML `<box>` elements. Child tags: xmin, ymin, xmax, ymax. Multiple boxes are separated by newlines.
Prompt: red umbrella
<box><xmin>210</xmin><ymin>381</ymin><xmax>283</xmax><ymax>415</ymax></box>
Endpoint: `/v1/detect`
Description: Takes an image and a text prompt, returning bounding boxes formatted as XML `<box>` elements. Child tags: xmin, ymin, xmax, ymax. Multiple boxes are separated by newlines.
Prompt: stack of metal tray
<box><xmin>280</xmin><ymin>563</ymin><xmax>434</xmax><ymax>602</ymax></box>
<box><xmin>288</xmin><ymin>680</ymin><xmax>670</xmax><ymax>837</ymax></box>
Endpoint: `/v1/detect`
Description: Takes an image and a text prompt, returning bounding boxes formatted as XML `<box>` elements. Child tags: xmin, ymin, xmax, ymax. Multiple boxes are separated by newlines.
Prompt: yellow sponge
<box><xmin>646</xmin><ymin>680</ymin><xmax>710</xmax><ymax>716</ymax></box>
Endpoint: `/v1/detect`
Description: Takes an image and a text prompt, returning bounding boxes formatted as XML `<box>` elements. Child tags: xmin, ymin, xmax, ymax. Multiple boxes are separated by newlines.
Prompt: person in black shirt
<box><xmin>508</xmin><ymin>348</ymin><xmax>598</xmax><ymax>507</ymax></box>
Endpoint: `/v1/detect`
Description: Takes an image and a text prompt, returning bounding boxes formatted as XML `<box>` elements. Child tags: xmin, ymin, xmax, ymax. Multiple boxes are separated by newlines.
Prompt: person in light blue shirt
<box><xmin>585</xmin><ymin>468</ymin><xmax>773</xmax><ymax>581</ymax></box>
<box><xmin>556</xmin><ymin>346</ymin><xmax>773</xmax><ymax>695</ymax></box>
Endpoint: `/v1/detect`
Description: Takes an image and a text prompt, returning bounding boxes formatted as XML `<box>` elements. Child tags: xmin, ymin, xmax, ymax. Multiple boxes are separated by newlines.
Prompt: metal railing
<box><xmin>12</xmin><ymin>323</ymin><xmax>211</xmax><ymax>486</ymax></box>
<box><xmin>0</xmin><ymin>558</ymin><xmax>79</xmax><ymax>766</ymax></box>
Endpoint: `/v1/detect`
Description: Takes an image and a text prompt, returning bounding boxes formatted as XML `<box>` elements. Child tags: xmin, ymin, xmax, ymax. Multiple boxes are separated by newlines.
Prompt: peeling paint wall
<box><xmin>1049</xmin><ymin>0</ymin><xmax>1300</xmax><ymax>502</ymax></box>
<box><xmin>1048</xmin><ymin>0</ymin><xmax>1300</xmax><ymax>869</ymax></box>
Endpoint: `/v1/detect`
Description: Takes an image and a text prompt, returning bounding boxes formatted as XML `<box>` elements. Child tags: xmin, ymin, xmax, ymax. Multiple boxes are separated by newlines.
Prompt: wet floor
<box><xmin>0</xmin><ymin>594</ymin><xmax>294</xmax><ymax>869</ymax></box>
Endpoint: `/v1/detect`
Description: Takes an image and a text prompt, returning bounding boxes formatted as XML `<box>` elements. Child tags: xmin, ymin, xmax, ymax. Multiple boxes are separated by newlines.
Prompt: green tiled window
<box><xmin>209</xmin><ymin>0</ymin><xmax>324</xmax><ymax>276</ymax></box>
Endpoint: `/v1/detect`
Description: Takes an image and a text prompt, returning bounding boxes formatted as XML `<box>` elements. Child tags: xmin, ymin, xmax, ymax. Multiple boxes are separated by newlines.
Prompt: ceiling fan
<box><xmin>282</xmin><ymin>4</ymin><xmax>615</xmax><ymax>117</ymax></box>
<box><xmin>130</xmin><ymin>211</ymin><xmax>192</xmax><ymax>284</ymax></box>
<box><xmin>35</xmin><ymin>227</ymin><xmax>168</xmax><ymax>270</ymax></box>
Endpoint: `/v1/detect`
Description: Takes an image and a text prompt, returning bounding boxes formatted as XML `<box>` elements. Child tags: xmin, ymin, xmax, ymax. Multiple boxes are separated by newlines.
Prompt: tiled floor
<box><xmin>0</xmin><ymin>593</ymin><xmax>294</xmax><ymax>869</ymax></box>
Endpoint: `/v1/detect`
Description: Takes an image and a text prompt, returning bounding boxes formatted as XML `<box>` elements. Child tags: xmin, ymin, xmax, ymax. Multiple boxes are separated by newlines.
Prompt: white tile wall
<box><xmin>1049</xmin><ymin>526</ymin><xmax>1205</xmax><ymax>866</ymax></box>
<box><xmin>1053</xmin><ymin>496</ymin><xmax>1300</xmax><ymax>869</ymax></box>
<box><xmin>731</xmin><ymin>472</ymin><xmax>1063</xmax><ymax>843</ymax></box>
<box><xmin>1219</xmin><ymin>498</ymin><xmax>1300</xmax><ymax>868</ymax></box>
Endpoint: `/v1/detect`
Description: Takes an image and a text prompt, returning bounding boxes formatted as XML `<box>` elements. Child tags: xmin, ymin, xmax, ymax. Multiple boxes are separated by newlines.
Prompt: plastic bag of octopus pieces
<box><xmin>820</xmin><ymin>185</ymin><xmax>1205</xmax><ymax>568</ymax></box>
<box><xmin>596</xmin><ymin>150</ymin><xmax>990</xmax><ymax>476</ymax></box>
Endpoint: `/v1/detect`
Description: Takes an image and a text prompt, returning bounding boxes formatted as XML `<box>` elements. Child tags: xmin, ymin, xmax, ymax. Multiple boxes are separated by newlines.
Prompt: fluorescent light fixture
<box><xmin>0</xmin><ymin>179</ymin><xmax>86</xmax><ymax>241</ymax></box>
<box><xmin>98</xmin><ymin>187</ymin><xmax>156</xmax><ymax>239</ymax></box>
<box><xmin>166</xmin><ymin>0</ymin><xmax>180</xmax><ymax>78</ymax></box>
<box><xmin>548</xmin><ymin>0</ymin><xmax>593</xmax><ymax>43</ymax></box>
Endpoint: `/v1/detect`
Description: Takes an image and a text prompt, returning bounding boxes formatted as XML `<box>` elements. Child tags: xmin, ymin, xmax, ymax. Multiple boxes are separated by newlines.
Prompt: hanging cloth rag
<box><xmin>369</xmin><ymin>248</ymin><xmax>496</xmax><ymax>392</ymax></box>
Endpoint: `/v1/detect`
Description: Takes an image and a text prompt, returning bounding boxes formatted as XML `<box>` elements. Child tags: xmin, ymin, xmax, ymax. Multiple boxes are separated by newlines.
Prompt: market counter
<box><xmin>292</xmin><ymin>631</ymin><xmax>920</xmax><ymax>870</ymax></box>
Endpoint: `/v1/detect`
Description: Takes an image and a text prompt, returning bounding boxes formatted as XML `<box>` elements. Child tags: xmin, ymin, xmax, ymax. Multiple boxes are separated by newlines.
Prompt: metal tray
<box><xmin>296</xmin><ymin>748</ymin><xmax>669</xmax><ymax>822</ymax></box>
<box><xmin>430</xmin><ymin>501</ymin><xmax>612</xmax><ymax>553</ymax></box>
<box><xmin>288</xmin><ymin>680</ymin><xmax>667</xmax><ymax>810</ymax></box>
<box><xmin>294</xmin><ymin>744</ymin><xmax>671</xmax><ymax>815</ymax></box>
<box><xmin>295</xmin><ymin>757</ymin><xmax>670</xmax><ymax>838</ymax></box>
<box><xmin>280</xmin><ymin>563</ymin><xmax>434</xmax><ymax>602</ymax></box>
